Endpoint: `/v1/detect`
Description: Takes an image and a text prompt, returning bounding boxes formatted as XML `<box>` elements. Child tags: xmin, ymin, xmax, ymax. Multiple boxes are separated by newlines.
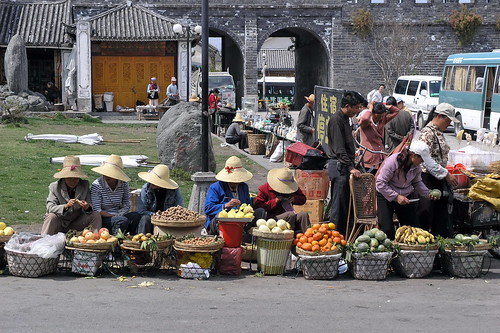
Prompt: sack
<box><xmin>5</xmin><ymin>232</ymin><xmax>65</xmax><ymax>259</ymax></box>
<box><xmin>270</xmin><ymin>141</ymin><xmax>285</xmax><ymax>163</ymax></box>
<box><xmin>298</xmin><ymin>149</ymin><xmax>329</xmax><ymax>170</ymax></box>
<box><xmin>219</xmin><ymin>247</ymin><xmax>243</xmax><ymax>275</ymax></box>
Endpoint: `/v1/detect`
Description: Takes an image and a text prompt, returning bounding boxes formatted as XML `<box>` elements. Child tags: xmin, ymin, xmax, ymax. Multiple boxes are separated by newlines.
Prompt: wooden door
<box><xmin>92</xmin><ymin>56</ymin><xmax>175</xmax><ymax>110</ymax></box>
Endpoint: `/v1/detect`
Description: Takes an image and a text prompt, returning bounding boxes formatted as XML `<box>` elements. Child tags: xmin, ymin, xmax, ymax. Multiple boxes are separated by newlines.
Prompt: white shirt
<box><xmin>367</xmin><ymin>89</ymin><xmax>383</xmax><ymax>103</ymax></box>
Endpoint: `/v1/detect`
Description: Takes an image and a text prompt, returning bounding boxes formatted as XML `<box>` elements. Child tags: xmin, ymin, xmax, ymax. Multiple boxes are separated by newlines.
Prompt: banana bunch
<box><xmin>395</xmin><ymin>226</ymin><xmax>435</xmax><ymax>245</ymax></box>
<box><xmin>218</xmin><ymin>203</ymin><xmax>254</xmax><ymax>219</ymax></box>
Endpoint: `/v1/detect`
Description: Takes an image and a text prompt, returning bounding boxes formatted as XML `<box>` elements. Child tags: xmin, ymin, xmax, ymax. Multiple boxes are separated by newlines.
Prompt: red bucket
<box><xmin>219</xmin><ymin>222</ymin><xmax>245</xmax><ymax>248</ymax></box>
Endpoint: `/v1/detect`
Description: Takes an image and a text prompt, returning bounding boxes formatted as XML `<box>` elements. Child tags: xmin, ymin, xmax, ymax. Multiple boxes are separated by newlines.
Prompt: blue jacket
<box><xmin>204</xmin><ymin>181</ymin><xmax>251</xmax><ymax>228</ymax></box>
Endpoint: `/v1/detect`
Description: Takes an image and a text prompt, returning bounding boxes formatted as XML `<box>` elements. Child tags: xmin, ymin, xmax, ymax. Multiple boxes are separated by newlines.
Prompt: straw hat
<box><xmin>267</xmin><ymin>167</ymin><xmax>299</xmax><ymax>194</ymax></box>
<box><xmin>91</xmin><ymin>154</ymin><xmax>130</xmax><ymax>182</ymax></box>
<box><xmin>53</xmin><ymin>156</ymin><xmax>88</xmax><ymax>179</ymax></box>
<box><xmin>171</xmin><ymin>77</ymin><xmax>177</xmax><ymax>82</ymax></box>
<box><xmin>138</xmin><ymin>164</ymin><xmax>178</xmax><ymax>189</ymax></box>
<box><xmin>189</xmin><ymin>94</ymin><xmax>201</xmax><ymax>102</ymax></box>
<box><xmin>305</xmin><ymin>94</ymin><xmax>315</xmax><ymax>104</ymax></box>
<box><xmin>232</xmin><ymin>113</ymin><xmax>244</xmax><ymax>123</ymax></box>
<box><xmin>215</xmin><ymin>156</ymin><xmax>253</xmax><ymax>183</ymax></box>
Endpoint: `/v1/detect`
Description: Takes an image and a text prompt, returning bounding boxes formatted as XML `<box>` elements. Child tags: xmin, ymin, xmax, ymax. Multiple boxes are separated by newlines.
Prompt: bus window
<box><xmin>443</xmin><ymin>66</ymin><xmax>454</xmax><ymax>90</ymax></box>
<box><xmin>495</xmin><ymin>67</ymin><xmax>500</xmax><ymax>94</ymax></box>
<box><xmin>452</xmin><ymin>66</ymin><xmax>468</xmax><ymax>91</ymax></box>
<box><xmin>407</xmin><ymin>80</ymin><xmax>419</xmax><ymax>96</ymax></box>
<box><xmin>466</xmin><ymin>66</ymin><xmax>486</xmax><ymax>92</ymax></box>
<box><xmin>394</xmin><ymin>79</ymin><xmax>409</xmax><ymax>94</ymax></box>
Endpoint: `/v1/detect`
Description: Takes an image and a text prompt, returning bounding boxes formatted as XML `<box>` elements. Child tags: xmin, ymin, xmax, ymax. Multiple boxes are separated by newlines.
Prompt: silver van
<box><xmin>393</xmin><ymin>75</ymin><xmax>441</xmax><ymax>129</ymax></box>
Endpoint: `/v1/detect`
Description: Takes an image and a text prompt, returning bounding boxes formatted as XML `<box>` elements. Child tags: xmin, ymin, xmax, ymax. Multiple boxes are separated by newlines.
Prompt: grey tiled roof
<box><xmin>257</xmin><ymin>49</ymin><xmax>295</xmax><ymax>70</ymax></box>
<box><xmin>87</xmin><ymin>3</ymin><xmax>179</xmax><ymax>41</ymax></box>
<box><xmin>0</xmin><ymin>0</ymin><xmax>70</xmax><ymax>47</ymax></box>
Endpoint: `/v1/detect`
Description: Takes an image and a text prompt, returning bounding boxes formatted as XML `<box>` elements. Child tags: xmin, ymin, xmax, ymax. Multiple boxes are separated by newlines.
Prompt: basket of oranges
<box><xmin>294</xmin><ymin>223</ymin><xmax>346</xmax><ymax>280</ymax></box>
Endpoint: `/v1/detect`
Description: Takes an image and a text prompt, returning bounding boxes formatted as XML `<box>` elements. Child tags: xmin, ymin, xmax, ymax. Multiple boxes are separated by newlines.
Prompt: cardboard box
<box><xmin>293</xmin><ymin>199</ymin><xmax>325</xmax><ymax>223</ymax></box>
<box><xmin>295</xmin><ymin>169</ymin><xmax>330</xmax><ymax>200</ymax></box>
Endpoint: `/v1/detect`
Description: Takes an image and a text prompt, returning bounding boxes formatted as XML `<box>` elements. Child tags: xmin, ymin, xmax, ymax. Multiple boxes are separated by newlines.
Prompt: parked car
<box><xmin>393</xmin><ymin>75</ymin><xmax>441</xmax><ymax>129</ymax></box>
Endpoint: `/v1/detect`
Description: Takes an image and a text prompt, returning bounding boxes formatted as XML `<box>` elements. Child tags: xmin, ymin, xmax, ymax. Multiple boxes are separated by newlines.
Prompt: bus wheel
<box><xmin>454</xmin><ymin>114</ymin><xmax>464</xmax><ymax>136</ymax></box>
<box><xmin>417</xmin><ymin>113</ymin><xmax>424</xmax><ymax>129</ymax></box>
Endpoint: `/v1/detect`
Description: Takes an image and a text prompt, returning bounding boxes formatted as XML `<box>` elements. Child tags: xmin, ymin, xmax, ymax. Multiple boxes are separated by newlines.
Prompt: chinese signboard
<box><xmin>314</xmin><ymin>86</ymin><xmax>345</xmax><ymax>156</ymax></box>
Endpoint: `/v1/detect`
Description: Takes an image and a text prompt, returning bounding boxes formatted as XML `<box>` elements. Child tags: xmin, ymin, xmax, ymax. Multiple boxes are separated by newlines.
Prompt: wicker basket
<box><xmin>296</xmin><ymin>247</ymin><xmax>341</xmax><ymax>256</ymax></box>
<box><xmin>440</xmin><ymin>249</ymin><xmax>488</xmax><ymax>278</ymax></box>
<box><xmin>256</xmin><ymin>238</ymin><xmax>293</xmax><ymax>275</ymax></box>
<box><xmin>5</xmin><ymin>249</ymin><xmax>59</xmax><ymax>278</ymax></box>
<box><xmin>349</xmin><ymin>252</ymin><xmax>393</xmax><ymax>280</ymax></box>
<box><xmin>298</xmin><ymin>252</ymin><xmax>342</xmax><ymax>280</ymax></box>
<box><xmin>151</xmin><ymin>217</ymin><xmax>206</xmax><ymax>228</ymax></box>
<box><xmin>250</xmin><ymin>228</ymin><xmax>294</xmax><ymax>240</ymax></box>
<box><xmin>122</xmin><ymin>238</ymin><xmax>173</xmax><ymax>250</ymax></box>
<box><xmin>173</xmin><ymin>237</ymin><xmax>225</xmax><ymax>253</ymax></box>
<box><xmin>392</xmin><ymin>249</ymin><xmax>438</xmax><ymax>278</ymax></box>
<box><xmin>241</xmin><ymin>243</ymin><xmax>257</xmax><ymax>262</ymax></box>
<box><xmin>248</xmin><ymin>134</ymin><xmax>267</xmax><ymax>155</ymax></box>
<box><xmin>394</xmin><ymin>242</ymin><xmax>439</xmax><ymax>251</ymax></box>
<box><xmin>120</xmin><ymin>245</ymin><xmax>166</xmax><ymax>268</ymax></box>
<box><xmin>69</xmin><ymin>240</ymin><xmax>117</xmax><ymax>251</ymax></box>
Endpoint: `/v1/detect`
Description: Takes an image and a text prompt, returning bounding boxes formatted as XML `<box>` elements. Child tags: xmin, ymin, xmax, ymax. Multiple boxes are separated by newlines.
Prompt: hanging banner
<box><xmin>314</xmin><ymin>86</ymin><xmax>345</xmax><ymax>156</ymax></box>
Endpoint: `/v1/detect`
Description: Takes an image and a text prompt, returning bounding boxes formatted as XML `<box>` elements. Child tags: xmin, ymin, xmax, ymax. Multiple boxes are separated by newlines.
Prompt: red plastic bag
<box><xmin>219</xmin><ymin>247</ymin><xmax>243</xmax><ymax>275</ymax></box>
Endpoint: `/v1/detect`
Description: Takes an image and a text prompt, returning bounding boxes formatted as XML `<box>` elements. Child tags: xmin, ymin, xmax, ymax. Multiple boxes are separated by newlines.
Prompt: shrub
<box><xmin>353</xmin><ymin>8</ymin><xmax>373</xmax><ymax>38</ymax></box>
<box><xmin>449</xmin><ymin>5</ymin><xmax>483</xmax><ymax>47</ymax></box>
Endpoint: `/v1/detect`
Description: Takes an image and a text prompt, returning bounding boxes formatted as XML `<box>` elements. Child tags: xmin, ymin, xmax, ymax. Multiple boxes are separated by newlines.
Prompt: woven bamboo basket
<box><xmin>120</xmin><ymin>244</ymin><xmax>165</xmax><ymax>268</ymax></box>
<box><xmin>68</xmin><ymin>240</ymin><xmax>118</xmax><ymax>251</ymax></box>
<box><xmin>173</xmin><ymin>237</ymin><xmax>225</xmax><ymax>253</ymax></box>
<box><xmin>250</xmin><ymin>228</ymin><xmax>294</xmax><ymax>240</ymax></box>
<box><xmin>349</xmin><ymin>251</ymin><xmax>393</xmax><ymax>280</ymax></box>
<box><xmin>296</xmin><ymin>247</ymin><xmax>341</xmax><ymax>256</ymax></box>
<box><xmin>247</xmin><ymin>133</ymin><xmax>267</xmax><ymax>155</ymax></box>
<box><xmin>297</xmin><ymin>252</ymin><xmax>342</xmax><ymax>280</ymax></box>
<box><xmin>5</xmin><ymin>249</ymin><xmax>59</xmax><ymax>278</ymax></box>
<box><xmin>394</xmin><ymin>242</ymin><xmax>439</xmax><ymax>251</ymax></box>
<box><xmin>440</xmin><ymin>249</ymin><xmax>488</xmax><ymax>278</ymax></box>
<box><xmin>445</xmin><ymin>240</ymin><xmax>492</xmax><ymax>252</ymax></box>
<box><xmin>151</xmin><ymin>217</ymin><xmax>206</xmax><ymax>228</ymax></box>
<box><xmin>122</xmin><ymin>238</ymin><xmax>173</xmax><ymax>250</ymax></box>
<box><xmin>392</xmin><ymin>249</ymin><xmax>438</xmax><ymax>278</ymax></box>
<box><xmin>241</xmin><ymin>243</ymin><xmax>257</xmax><ymax>262</ymax></box>
<box><xmin>256</xmin><ymin>238</ymin><xmax>294</xmax><ymax>275</ymax></box>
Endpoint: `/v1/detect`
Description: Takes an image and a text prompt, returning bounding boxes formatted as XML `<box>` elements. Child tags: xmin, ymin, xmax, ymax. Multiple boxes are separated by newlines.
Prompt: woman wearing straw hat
<box><xmin>254</xmin><ymin>167</ymin><xmax>310</xmax><ymax>233</ymax></box>
<box><xmin>224</xmin><ymin>113</ymin><xmax>248</xmax><ymax>150</ymax></box>
<box><xmin>296</xmin><ymin>94</ymin><xmax>316</xmax><ymax>146</ymax></box>
<box><xmin>41</xmin><ymin>156</ymin><xmax>102</xmax><ymax>235</ymax></box>
<box><xmin>204</xmin><ymin>156</ymin><xmax>253</xmax><ymax>235</ymax></box>
<box><xmin>135</xmin><ymin>164</ymin><xmax>183</xmax><ymax>234</ymax></box>
<box><xmin>90</xmin><ymin>154</ymin><xmax>138</xmax><ymax>235</ymax></box>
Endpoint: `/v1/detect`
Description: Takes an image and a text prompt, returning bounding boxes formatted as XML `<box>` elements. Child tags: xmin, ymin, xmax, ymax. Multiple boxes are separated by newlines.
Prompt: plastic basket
<box><xmin>350</xmin><ymin>252</ymin><xmax>393</xmax><ymax>280</ymax></box>
<box><xmin>219</xmin><ymin>221</ymin><xmax>245</xmax><ymax>248</ymax></box>
<box><xmin>392</xmin><ymin>249</ymin><xmax>438</xmax><ymax>278</ymax></box>
<box><xmin>440</xmin><ymin>250</ymin><xmax>487</xmax><ymax>278</ymax></box>
<box><xmin>248</xmin><ymin>134</ymin><xmax>267</xmax><ymax>155</ymax></box>
<box><xmin>298</xmin><ymin>253</ymin><xmax>342</xmax><ymax>280</ymax></box>
<box><xmin>5</xmin><ymin>249</ymin><xmax>59</xmax><ymax>278</ymax></box>
<box><xmin>71</xmin><ymin>250</ymin><xmax>106</xmax><ymax>276</ymax></box>
<box><xmin>256</xmin><ymin>238</ymin><xmax>293</xmax><ymax>275</ymax></box>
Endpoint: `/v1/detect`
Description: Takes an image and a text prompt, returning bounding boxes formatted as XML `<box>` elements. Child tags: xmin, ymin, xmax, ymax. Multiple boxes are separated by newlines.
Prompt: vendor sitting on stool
<box><xmin>41</xmin><ymin>156</ymin><xmax>102</xmax><ymax>235</ymax></box>
<box><xmin>135</xmin><ymin>165</ymin><xmax>183</xmax><ymax>234</ymax></box>
<box><xmin>254</xmin><ymin>167</ymin><xmax>310</xmax><ymax>233</ymax></box>
<box><xmin>204</xmin><ymin>156</ymin><xmax>253</xmax><ymax>235</ymax></box>
<box><xmin>225</xmin><ymin>113</ymin><xmax>248</xmax><ymax>150</ymax></box>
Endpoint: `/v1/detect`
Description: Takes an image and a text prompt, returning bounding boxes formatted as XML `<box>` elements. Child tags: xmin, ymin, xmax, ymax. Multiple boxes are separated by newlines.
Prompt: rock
<box><xmin>4</xmin><ymin>34</ymin><xmax>28</xmax><ymax>93</ymax></box>
<box><xmin>157</xmin><ymin>102</ymin><xmax>216</xmax><ymax>173</ymax></box>
<box><xmin>3</xmin><ymin>95</ymin><xmax>29</xmax><ymax>115</ymax></box>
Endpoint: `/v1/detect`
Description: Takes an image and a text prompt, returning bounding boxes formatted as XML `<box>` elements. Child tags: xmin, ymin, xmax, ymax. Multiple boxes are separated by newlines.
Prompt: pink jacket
<box><xmin>358</xmin><ymin>106</ymin><xmax>399</xmax><ymax>169</ymax></box>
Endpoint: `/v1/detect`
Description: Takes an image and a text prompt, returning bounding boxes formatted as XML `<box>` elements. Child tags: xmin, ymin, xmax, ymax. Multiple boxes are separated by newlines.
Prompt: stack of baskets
<box><xmin>296</xmin><ymin>247</ymin><xmax>342</xmax><ymax>280</ymax></box>
<box><xmin>440</xmin><ymin>241</ymin><xmax>491</xmax><ymax>278</ymax></box>
<box><xmin>392</xmin><ymin>243</ymin><xmax>439</xmax><ymax>278</ymax></box>
<box><xmin>247</xmin><ymin>133</ymin><xmax>267</xmax><ymax>155</ymax></box>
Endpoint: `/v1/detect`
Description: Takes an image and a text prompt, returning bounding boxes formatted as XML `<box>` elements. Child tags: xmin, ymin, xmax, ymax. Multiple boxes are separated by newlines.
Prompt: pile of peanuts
<box><xmin>152</xmin><ymin>206</ymin><xmax>203</xmax><ymax>221</ymax></box>
<box><xmin>178</xmin><ymin>236</ymin><xmax>219</xmax><ymax>245</ymax></box>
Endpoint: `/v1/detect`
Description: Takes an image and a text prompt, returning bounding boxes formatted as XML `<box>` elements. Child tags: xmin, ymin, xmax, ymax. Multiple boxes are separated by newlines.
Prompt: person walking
<box><xmin>296</xmin><ymin>94</ymin><xmax>316</xmax><ymax>146</ymax></box>
<box><xmin>166</xmin><ymin>77</ymin><xmax>180</xmax><ymax>105</ymax></box>
<box><xmin>367</xmin><ymin>84</ymin><xmax>385</xmax><ymax>103</ymax></box>
<box><xmin>147</xmin><ymin>77</ymin><xmax>160</xmax><ymax>106</ymax></box>
<box><xmin>384</xmin><ymin>96</ymin><xmax>415</xmax><ymax>152</ymax></box>
<box><xmin>326</xmin><ymin>91</ymin><xmax>364</xmax><ymax>236</ymax></box>
<box><xmin>417</xmin><ymin>103</ymin><xmax>459</xmax><ymax>237</ymax></box>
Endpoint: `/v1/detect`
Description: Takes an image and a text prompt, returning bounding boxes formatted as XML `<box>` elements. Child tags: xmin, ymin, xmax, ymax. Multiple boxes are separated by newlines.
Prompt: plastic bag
<box><xmin>5</xmin><ymin>232</ymin><xmax>65</xmax><ymax>258</ymax></box>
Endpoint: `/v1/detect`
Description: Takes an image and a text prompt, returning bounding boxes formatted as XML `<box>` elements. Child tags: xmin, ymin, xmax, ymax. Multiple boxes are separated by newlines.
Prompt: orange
<box><xmin>328</xmin><ymin>223</ymin><xmax>336</xmax><ymax>230</ymax></box>
<box><xmin>296</xmin><ymin>233</ymin><xmax>304</xmax><ymax>239</ymax></box>
<box><xmin>299</xmin><ymin>236</ymin><xmax>308</xmax><ymax>244</ymax></box>
<box><xmin>312</xmin><ymin>244</ymin><xmax>320</xmax><ymax>252</ymax></box>
<box><xmin>333</xmin><ymin>237</ymin><xmax>341</xmax><ymax>244</ymax></box>
<box><xmin>293</xmin><ymin>239</ymin><xmax>299</xmax><ymax>245</ymax></box>
<box><xmin>341</xmin><ymin>240</ymin><xmax>347</xmax><ymax>246</ymax></box>
<box><xmin>297</xmin><ymin>242</ymin><xmax>303</xmax><ymax>248</ymax></box>
<box><xmin>302</xmin><ymin>243</ymin><xmax>312</xmax><ymax>251</ymax></box>
<box><xmin>321</xmin><ymin>223</ymin><xmax>329</xmax><ymax>229</ymax></box>
<box><xmin>326</xmin><ymin>230</ymin><xmax>332</xmax><ymax>237</ymax></box>
<box><xmin>312</xmin><ymin>232</ymin><xmax>322</xmax><ymax>241</ymax></box>
<box><xmin>339</xmin><ymin>234</ymin><xmax>344</xmax><ymax>240</ymax></box>
<box><xmin>319</xmin><ymin>239</ymin><xmax>327</xmax><ymax>247</ymax></box>
<box><xmin>308</xmin><ymin>237</ymin><xmax>314</xmax><ymax>243</ymax></box>
<box><xmin>332</xmin><ymin>231</ymin><xmax>340</xmax><ymax>237</ymax></box>
<box><xmin>318</xmin><ymin>227</ymin><xmax>327</xmax><ymax>234</ymax></box>
<box><xmin>304</xmin><ymin>230</ymin><xmax>313</xmax><ymax>238</ymax></box>
<box><xmin>311</xmin><ymin>240</ymin><xmax>319</xmax><ymax>246</ymax></box>
<box><xmin>323</xmin><ymin>234</ymin><xmax>329</xmax><ymax>240</ymax></box>
<box><xmin>312</xmin><ymin>224</ymin><xmax>320</xmax><ymax>230</ymax></box>
<box><xmin>332</xmin><ymin>245</ymin><xmax>337</xmax><ymax>250</ymax></box>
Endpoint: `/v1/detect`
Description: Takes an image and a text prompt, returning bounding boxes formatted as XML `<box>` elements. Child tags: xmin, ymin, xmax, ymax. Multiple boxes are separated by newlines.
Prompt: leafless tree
<box><xmin>368</xmin><ymin>24</ymin><xmax>429</xmax><ymax>92</ymax></box>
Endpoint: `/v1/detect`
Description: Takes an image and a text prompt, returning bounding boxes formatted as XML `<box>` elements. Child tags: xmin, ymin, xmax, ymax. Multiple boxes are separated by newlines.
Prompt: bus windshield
<box><xmin>429</xmin><ymin>80</ymin><xmax>440</xmax><ymax>97</ymax></box>
<box><xmin>208</xmin><ymin>76</ymin><xmax>234</xmax><ymax>90</ymax></box>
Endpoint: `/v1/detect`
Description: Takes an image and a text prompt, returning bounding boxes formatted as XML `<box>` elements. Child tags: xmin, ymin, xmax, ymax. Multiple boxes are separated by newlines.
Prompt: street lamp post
<box><xmin>262</xmin><ymin>52</ymin><xmax>267</xmax><ymax>111</ymax></box>
<box><xmin>173</xmin><ymin>23</ymin><xmax>202</xmax><ymax>102</ymax></box>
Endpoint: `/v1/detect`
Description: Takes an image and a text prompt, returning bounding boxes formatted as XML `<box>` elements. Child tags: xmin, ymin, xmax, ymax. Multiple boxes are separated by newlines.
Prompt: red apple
<box><xmin>99</xmin><ymin>228</ymin><xmax>109</xmax><ymax>234</ymax></box>
<box><xmin>100</xmin><ymin>230</ymin><xmax>111</xmax><ymax>240</ymax></box>
<box><xmin>93</xmin><ymin>232</ymin><xmax>100</xmax><ymax>240</ymax></box>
